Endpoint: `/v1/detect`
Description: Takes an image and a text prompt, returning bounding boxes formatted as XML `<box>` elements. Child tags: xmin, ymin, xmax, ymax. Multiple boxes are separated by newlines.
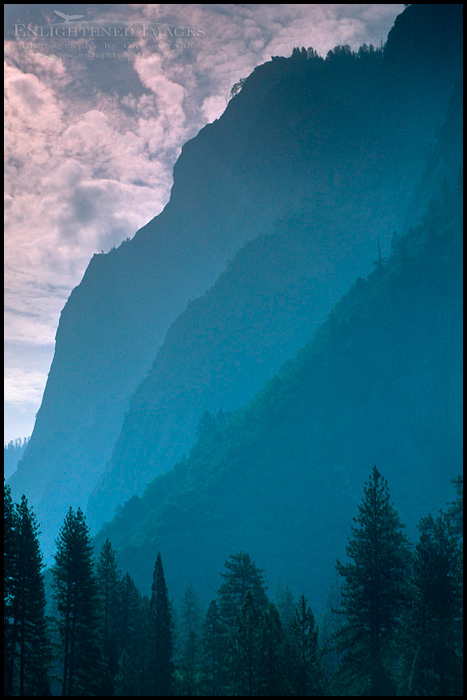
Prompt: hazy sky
<box><xmin>4</xmin><ymin>4</ymin><xmax>404</xmax><ymax>442</ymax></box>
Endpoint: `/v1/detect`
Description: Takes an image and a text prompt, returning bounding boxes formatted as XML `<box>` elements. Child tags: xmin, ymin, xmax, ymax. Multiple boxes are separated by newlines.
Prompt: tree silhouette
<box><xmin>177</xmin><ymin>582</ymin><xmax>204</xmax><ymax>695</ymax></box>
<box><xmin>228</xmin><ymin>591</ymin><xmax>264</xmax><ymax>695</ymax></box>
<box><xmin>4</xmin><ymin>490</ymin><xmax>51</xmax><ymax>696</ymax></box>
<box><xmin>201</xmin><ymin>600</ymin><xmax>222</xmax><ymax>696</ymax></box>
<box><xmin>287</xmin><ymin>594</ymin><xmax>324</xmax><ymax>696</ymax></box>
<box><xmin>401</xmin><ymin>512</ymin><xmax>462</xmax><ymax>695</ymax></box>
<box><xmin>52</xmin><ymin>507</ymin><xmax>102</xmax><ymax>696</ymax></box>
<box><xmin>96</xmin><ymin>538</ymin><xmax>121</xmax><ymax>694</ymax></box>
<box><xmin>4</xmin><ymin>483</ymin><xmax>18</xmax><ymax>695</ymax></box>
<box><xmin>218</xmin><ymin>551</ymin><xmax>268</xmax><ymax>631</ymax></box>
<box><xmin>335</xmin><ymin>466</ymin><xmax>411</xmax><ymax>695</ymax></box>
<box><xmin>144</xmin><ymin>552</ymin><xmax>174</xmax><ymax>696</ymax></box>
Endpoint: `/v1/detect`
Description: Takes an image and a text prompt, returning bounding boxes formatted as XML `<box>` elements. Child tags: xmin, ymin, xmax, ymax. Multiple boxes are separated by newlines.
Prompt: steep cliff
<box><xmin>88</xmin><ymin>4</ymin><xmax>463</xmax><ymax>529</ymax></box>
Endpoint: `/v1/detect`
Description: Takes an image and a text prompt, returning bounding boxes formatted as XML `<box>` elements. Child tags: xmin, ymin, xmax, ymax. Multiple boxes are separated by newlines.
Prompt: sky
<box><xmin>4</xmin><ymin>4</ymin><xmax>405</xmax><ymax>443</ymax></box>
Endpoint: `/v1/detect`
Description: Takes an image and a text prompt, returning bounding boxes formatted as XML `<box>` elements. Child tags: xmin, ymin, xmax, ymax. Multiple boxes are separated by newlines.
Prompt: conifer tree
<box><xmin>401</xmin><ymin>512</ymin><xmax>462</xmax><ymax>696</ymax></box>
<box><xmin>335</xmin><ymin>466</ymin><xmax>411</xmax><ymax>696</ymax></box>
<box><xmin>4</xmin><ymin>483</ymin><xmax>18</xmax><ymax>695</ymax></box>
<box><xmin>218</xmin><ymin>551</ymin><xmax>268</xmax><ymax>631</ymax></box>
<box><xmin>52</xmin><ymin>507</ymin><xmax>103</xmax><ymax>696</ymax></box>
<box><xmin>114</xmin><ymin>648</ymin><xmax>136</xmax><ymax>696</ymax></box>
<box><xmin>4</xmin><ymin>490</ymin><xmax>51</xmax><ymax>696</ymax></box>
<box><xmin>260</xmin><ymin>602</ymin><xmax>288</xmax><ymax>696</ymax></box>
<box><xmin>228</xmin><ymin>590</ymin><xmax>264</xmax><ymax>696</ymax></box>
<box><xmin>114</xmin><ymin>572</ymin><xmax>146</xmax><ymax>694</ymax></box>
<box><xmin>217</xmin><ymin>551</ymin><xmax>268</xmax><ymax>693</ymax></box>
<box><xmin>144</xmin><ymin>552</ymin><xmax>174</xmax><ymax>696</ymax></box>
<box><xmin>13</xmin><ymin>496</ymin><xmax>51</xmax><ymax>696</ymax></box>
<box><xmin>96</xmin><ymin>538</ymin><xmax>121</xmax><ymax>694</ymax></box>
<box><xmin>116</xmin><ymin>571</ymin><xmax>143</xmax><ymax>657</ymax></box>
<box><xmin>275</xmin><ymin>584</ymin><xmax>296</xmax><ymax>631</ymax></box>
<box><xmin>177</xmin><ymin>582</ymin><xmax>204</xmax><ymax>696</ymax></box>
<box><xmin>200</xmin><ymin>600</ymin><xmax>222</xmax><ymax>696</ymax></box>
<box><xmin>287</xmin><ymin>594</ymin><xmax>324</xmax><ymax>696</ymax></box>
<box><xmin>138</xmin><ymin>594</ymin><xmax>152</xmax><ymax>695</ymax></box>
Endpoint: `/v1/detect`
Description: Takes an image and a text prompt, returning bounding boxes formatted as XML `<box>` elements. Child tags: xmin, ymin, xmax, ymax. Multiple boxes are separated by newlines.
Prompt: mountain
<box><xmin>94</xmin><ymin>179</ymin><xmax>463</xmax><ymax>611</ymax></box>
<box><xmin>8</xmin><ymin>4</ymin><xmax>463</xmax><ymax>558</ymax></box>
<box><xmin>87</xmin><ymin>4</ymin><xmax>464</xmax><ymax>529</ymax></box>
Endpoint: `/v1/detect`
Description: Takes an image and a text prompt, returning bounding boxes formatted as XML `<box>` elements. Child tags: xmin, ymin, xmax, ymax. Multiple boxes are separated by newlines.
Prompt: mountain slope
<box><xmin>94</xmin><ymin>180</ymin><xmax>463</xmax><ymax>612</ymax></box>
<box><xmin>86</xmin><ymin>205</ymin><xmax>393</xmax><ymax>528</ymax></box>
<box><xmin>9</xmin><ymin>4</ymin><xmax>463</xmax><ymax>557</ymax></box>
<box><xmin>88</xmin><ymin>5</ymin><xmax>464</xmax><ymax>529</ymax></box>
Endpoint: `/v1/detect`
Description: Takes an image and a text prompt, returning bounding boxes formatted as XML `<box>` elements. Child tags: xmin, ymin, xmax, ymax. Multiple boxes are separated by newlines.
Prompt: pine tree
<box><xmin>228</xmin><ymin>590</ymin><xmax>264</xmax><ymax>696</ymax></box>
<box><xmin>177</xmin><ymin>582</ymin><xmax>204</xmax><ymax>696</ymax></box>
<box><xmin>335</xmin><ymin>466</ymin><xmax>411</xmax><ymax>696</ymax></box>
<box><xmin>114</xmin><ymin>648</ymin><xmax>136</xmax><ymax>696</ymax></box>
<box><xmin>401</xmin><ymin>512</ymin><xmax>462</xmax><ymax>696</ymax></box>
<box><xmin>260</xmin><ymin>602</ymin><xmax>288</xmax><ymax>696</ymax></box>
<box><xmin>216</xmin><ymin>551</ymin><xmax>268</xmax><ymax>693</ymax></box>
<box><xmin>13</xmin><ymin>496</ymin><xmax>51</xmax><ymax>696</ymax></box>
<box><xmin>218</xmin><ymin>551</ymin><xmax>268</xmax><ymax>631</ymax></box>
<box><xmin>138</xmin><ymin>594</ymin><xmax>152</xmax><ymax>695</ymax></box>
<box><xmin>116</xmin><ymin>571</ymin><xmax>143</xmax><ymax>657</ymax></box>
<box><xmin>4</xmin><ymin>482</ymin><xmax>18</xmax><ymax>695</ymax></box>
<box><xmin>287</xmin><ymin>594</ymin><xmax>324</xmax><ymax>696</ymax></box>
<box><xmin>96</xmin><ymin>538</ymin><xmax>121</xmax><ymax>694</ymax></box>
<box><xmin>202</xmin><ymin>600</ymin><xmax>222</xmax><ymax>696</ymax></box>
<box><xmin>51</xmin><ymin>507</ymin><xmax>103</xmax><ymax>696</ymax></box>
<box><xmin>200</xmin><ymin>600</ymin><xmax>222</xmax><ymax>696</ymax></box>
<box><xmin>275</xmin><ymin>584</ymin><xmax>296</xmax><ymax>631</ymax></box>
<box><xmin>144</xmin><ymin>552</ymin><xmax>174</xmax><ymax>696</ymax></box>
<box><xmin>114</xmin><ymin>572</ymin><xmax>146</xmax><ymax>694</ymax></box>
<box><xmin>4</xmin><ymin>490</ymin><xmax>51</xmax><ymax>695</ymax></box>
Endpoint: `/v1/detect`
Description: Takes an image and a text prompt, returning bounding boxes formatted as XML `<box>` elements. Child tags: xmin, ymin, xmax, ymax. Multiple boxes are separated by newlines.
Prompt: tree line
<box><xmin>4</xmin><ymin>467</ymin><xmax>462</xmax><ymax>696</ymax></box>
<box><xmin>4</xmin><ymin>438</ymin><xmax>30</xmax><ymax>479</ymax></box>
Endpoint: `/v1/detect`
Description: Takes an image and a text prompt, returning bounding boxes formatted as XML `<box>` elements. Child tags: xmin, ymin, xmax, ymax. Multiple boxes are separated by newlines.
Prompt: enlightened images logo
<box><xmin>53</xmin><ymin>11</ymin><xmax>85</xmax><ymax>24</ymax></box>
<box><xmin>14</xmin><ymin>9</ymin><xmax>206</xmax><ymax>39</ymax></box>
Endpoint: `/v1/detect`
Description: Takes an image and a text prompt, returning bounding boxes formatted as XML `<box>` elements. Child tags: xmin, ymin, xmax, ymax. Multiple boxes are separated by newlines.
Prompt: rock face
<box><xmin>9</xmin><ymin>4</ymin><xmax>463</xmax><ymax>559</ymax></box>
<box><xmin>87</xmin><ymin>4</ymin><xmax>464</xmax><ymax>529</ymax></box>
<box><xmin>94</xmin><ymin>180</ymin><xmax>463</xmax><ymax>610</ymax></box>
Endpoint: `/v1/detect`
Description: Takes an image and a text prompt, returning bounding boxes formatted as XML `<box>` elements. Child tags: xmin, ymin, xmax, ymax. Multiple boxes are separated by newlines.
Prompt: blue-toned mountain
<box><xmin>87</xmin><ymin>4</ymin><xmax>463</xmax><ymax>530</ymax></box>
<box><xmin>95</xmin><ymin>180</ymin><xmax>463</xmax><ymax>610</ymax></box>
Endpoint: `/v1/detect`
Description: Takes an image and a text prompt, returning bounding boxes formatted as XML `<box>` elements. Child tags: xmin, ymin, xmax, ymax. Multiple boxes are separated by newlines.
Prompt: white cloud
<box><xmin>4</xmin><ymin>369</ymin><xmax>48</xmax><ymax>405</ymax></box>
<box><xmin>201</xmin><ymin>94</ymin><xmax>226</xmax><ymax>123</ymax></box>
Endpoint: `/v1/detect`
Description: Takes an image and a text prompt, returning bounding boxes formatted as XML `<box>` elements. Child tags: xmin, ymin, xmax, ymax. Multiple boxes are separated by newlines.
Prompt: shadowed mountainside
<box><xmin>95</xmin><ymin>179</ymin><xmax>463</xmax><ymax>611</ymax></box>
<box><xmin>88</xmin><ymin>5</ymin><xmax>463</xmax><ymax>530</ymax></box>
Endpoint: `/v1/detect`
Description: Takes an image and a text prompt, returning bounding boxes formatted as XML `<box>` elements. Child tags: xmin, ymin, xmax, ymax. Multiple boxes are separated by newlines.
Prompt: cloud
<box><xmin>4</xmin><ymin>369</ymin><xmax>48</xmax><ymax>405</ymax></box>
<box><xmin>4</xmin><ymin>368</ymin><xmax>49</xmax><ymax>443</ymax></box>
<box><xmin>201</xmin><ymin>94</ymin><xmax>227</xmax><ymax>123</ymax></box>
